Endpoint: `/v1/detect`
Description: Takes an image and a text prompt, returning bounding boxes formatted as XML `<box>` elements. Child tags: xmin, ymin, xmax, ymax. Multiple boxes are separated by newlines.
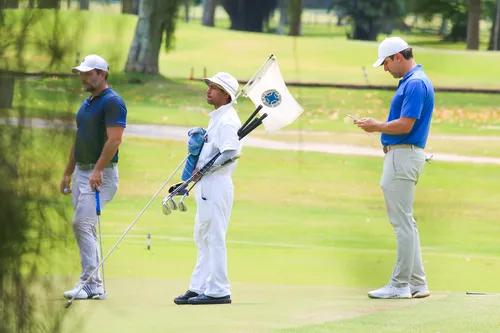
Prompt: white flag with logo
<box><xmin>243</xmin><ymin>56</ymin><xmax>304</xmax><ymax>132</ymax></box>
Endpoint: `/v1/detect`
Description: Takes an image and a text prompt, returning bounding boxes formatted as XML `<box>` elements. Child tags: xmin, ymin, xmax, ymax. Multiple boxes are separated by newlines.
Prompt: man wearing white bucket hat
<box><xmin>354</xmin><ymin>37</ymin><xmax>434</xmax><ymax>299</ymax></box>
<box><xmin>174</xmin><ymin>72</ymin><xmax>242</xmax><ymax>305</ymax></box>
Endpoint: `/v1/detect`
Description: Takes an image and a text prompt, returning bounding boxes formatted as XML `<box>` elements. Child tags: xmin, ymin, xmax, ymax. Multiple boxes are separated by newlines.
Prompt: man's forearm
<box><xmin>94</xmin><ymin>138</ymin><xmax>121</xmax><ymax>171</ymax></box>
<box><xmin>376</xmin><ymin>119</ymin><xmax>413</xmax><ymax>135</ymax></box>
<box><xmin>64</xmin><ymin>144</ymin><xmax>76</xmax><ymax>176</ymax></box>
<box><xmin>214</xmin><ymin>149</ymin><xmax>238</xmax><ymax>165</ymax></box>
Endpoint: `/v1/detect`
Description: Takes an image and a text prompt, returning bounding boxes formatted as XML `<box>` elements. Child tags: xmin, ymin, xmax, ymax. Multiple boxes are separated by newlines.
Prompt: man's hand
<box><xmin>192</xmin><ymin>168</ymin><xmax>201</xmax><ymax>181</ymax></box>
<box><xmin>356</xmin><ymin>117</ymin><xmax>380</xmax><ymax>133</ymax></box>
<box><xmin>89</xmin><ymin>169</ymin><xmax>103</xmax><ymax>192</ymax></box>
<box><xmin>60</xmin><ymin>175</ymin><xmax>72</xmax><ymax>195</ymax></box>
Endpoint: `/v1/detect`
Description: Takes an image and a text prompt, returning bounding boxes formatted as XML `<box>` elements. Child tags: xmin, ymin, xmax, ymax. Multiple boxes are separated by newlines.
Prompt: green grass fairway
<box><xmin>57</xmin><ymin>277</ymin><xmax>500</xmax><ymax>333</ymax></box>
<box><xmin>40</xmin><ymin>136</ymin><xmax>500</xmax><ymax>333</ymax></box>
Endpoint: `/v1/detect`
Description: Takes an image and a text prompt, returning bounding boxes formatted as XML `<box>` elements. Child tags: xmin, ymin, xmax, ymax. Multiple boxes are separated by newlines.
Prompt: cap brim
<box><xmin>72</xmin><ymin>65</ymin><xmax>94</xmax><ymax>73</ymax></box>
<box><xmin>372</xmin><ymin>58</ymin><xmax>385</xmax><ymax>68</ymax></box>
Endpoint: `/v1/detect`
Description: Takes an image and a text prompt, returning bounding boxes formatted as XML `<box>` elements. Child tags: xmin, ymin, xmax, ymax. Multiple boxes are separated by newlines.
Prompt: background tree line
<box><xmin>2</xmin><ymin>0</ymin><xmax>499</xmax><ymax>74</ymax></box>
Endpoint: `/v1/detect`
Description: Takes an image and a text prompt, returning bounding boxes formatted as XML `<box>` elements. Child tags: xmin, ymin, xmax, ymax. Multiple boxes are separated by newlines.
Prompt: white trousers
<box><xmin>71</xmin><ymin>166</ymin><xmax>119</xmax><ymax>286</ymax></box>
<box><xmin>380</xmin><ymin>147</ymin><xmax>427</xmax><ymax>288</ymax></box>
<box><xmin>189</xmin><ymin>175</ymin><xmax>234</xmax><ymax>297</ymax></box>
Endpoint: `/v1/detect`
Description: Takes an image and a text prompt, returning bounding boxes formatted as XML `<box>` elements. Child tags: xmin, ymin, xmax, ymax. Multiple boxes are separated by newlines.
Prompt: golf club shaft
<box><xmin>97</xmin><ymin>215</ymin><xmax>106</xmax><ymax>293</ymax></box>
<box><xmin>65</xmin><ymin>155</ymin><xmax>188</xmax><ymax>308</ymax></box>
<box><xmin>95</xmin><ymin>189</ymin><xmax>105</xmax><ymax>292</ymax></box>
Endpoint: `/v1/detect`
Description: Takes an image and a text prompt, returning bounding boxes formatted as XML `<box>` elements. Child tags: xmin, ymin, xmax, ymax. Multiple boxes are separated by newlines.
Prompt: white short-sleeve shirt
<box><xmin>196</xmin><ymin>103</ymin><xmax>242</xmax><ymax>177</ymax></box>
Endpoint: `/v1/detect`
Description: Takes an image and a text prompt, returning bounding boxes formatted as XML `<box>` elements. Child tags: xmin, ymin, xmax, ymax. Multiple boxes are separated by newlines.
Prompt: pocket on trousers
<box><xmin>394</xmin><ymin>149</ymin><xmax>421</xmax><ymax>182</ymax></box>
<box><xmin>197</xmin><ymin>197</ymin><xmax>212</xmax><ymax>226</ymax></box>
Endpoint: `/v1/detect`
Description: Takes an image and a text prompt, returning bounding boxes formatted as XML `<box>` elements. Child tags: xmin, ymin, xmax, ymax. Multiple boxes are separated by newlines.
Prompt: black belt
<box><xmin>76</xmin><ymin>162</ymin><xmax>116</xmax><ymax>171</ymax></box>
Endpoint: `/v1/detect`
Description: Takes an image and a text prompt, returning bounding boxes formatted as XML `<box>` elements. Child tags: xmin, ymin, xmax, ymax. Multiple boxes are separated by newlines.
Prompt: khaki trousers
<box><xmin>380</xmin><ymin>146</ymin><xmax>427</xmax><ymax>288</ymax></box>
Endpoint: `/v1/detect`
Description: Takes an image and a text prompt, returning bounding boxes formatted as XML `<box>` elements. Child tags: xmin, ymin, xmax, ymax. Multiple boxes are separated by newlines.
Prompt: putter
<box><xmin>93</xmin><ymin>189</ymin><xmax>108</xmax><ymax>300</ymax></box>
<box><xmin>466</xmin><ymin>292</ymin><xmax>499</xmax><ymax>296</ymax></box>
<box><xmin>65</xmin><ymin>155</ymin><xmax>189</xmax><ymax>309</ymax></box>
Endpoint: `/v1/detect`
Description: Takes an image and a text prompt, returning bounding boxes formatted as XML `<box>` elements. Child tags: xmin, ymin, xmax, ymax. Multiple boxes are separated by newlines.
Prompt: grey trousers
<box><xmin>71</xmin><ymin>165</ymin><xmax>119</xmax><ymax>286</ymax></box>
<box><xmin>380</xmin><ymin>147</ymin><xmax>427</xmax><ymax>288</ymax></box>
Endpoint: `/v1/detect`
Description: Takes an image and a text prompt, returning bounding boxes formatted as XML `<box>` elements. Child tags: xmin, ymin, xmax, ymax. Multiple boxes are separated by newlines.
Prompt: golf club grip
<box><xmin>239</xmin><ymin>113</ymin><xmax>268</xmax><ymax>140</ymax></box>
<box><xmin>95</xmin><ymin>189</ymin><xmax>101</xmax><ymax>216</ymax></box>
<box><xmin>238</xmin><ymin>104</ymin><xmax>263</xmax><ymax>136</ymax></box>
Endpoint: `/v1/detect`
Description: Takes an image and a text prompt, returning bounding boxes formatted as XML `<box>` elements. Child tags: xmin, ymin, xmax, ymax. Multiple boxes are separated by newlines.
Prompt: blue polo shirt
<box><xmin>381</xmin><ymin>65</ymin><xmax>434</xmax><ymax>148</ymax></box>
<box><xmin>74</xmin><ymin>88</ymin><xmax>127</xmax><ymax>164</ymax></box>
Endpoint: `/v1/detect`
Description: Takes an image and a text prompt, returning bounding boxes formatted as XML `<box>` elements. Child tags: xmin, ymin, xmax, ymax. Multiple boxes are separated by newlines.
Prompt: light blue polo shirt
<box><xmin>381</xmin><ymin>65</ymin><xmax>434</xmax><ymax>148</ymax></box>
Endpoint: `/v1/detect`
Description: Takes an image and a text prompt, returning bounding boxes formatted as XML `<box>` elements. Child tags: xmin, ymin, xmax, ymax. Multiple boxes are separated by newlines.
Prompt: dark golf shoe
<box><xmin>188</xmin><ymin>293</ymin><xmax>231</xmax><ymax>305</ymax></box>
<box><xmin>173</xmin><ymin>290</ymin><xmax>199</xmax><ymax>305</ymax></box>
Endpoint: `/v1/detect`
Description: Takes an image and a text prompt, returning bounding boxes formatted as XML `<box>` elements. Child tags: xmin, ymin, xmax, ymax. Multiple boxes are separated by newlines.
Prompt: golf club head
<box><xmin>168</xmin><ymin>198</ymin><xmax>178</xmax><ymax>210</ymax></box>
<box><xmin>162</xmin><ymin>198</ymin><xmax>172</xmax><ymax>215</ymax></box>
<box><xmin>178</xmin><ymin>201</ymin><xmax>187</xmax><ymax>212</ymax></box>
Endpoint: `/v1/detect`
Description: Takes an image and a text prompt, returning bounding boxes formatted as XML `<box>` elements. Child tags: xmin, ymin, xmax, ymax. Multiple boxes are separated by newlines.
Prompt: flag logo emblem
<box><xmin>261</xmin><ymin>89</ymin><xmax>282</xmax><ymax>108</ymax></box>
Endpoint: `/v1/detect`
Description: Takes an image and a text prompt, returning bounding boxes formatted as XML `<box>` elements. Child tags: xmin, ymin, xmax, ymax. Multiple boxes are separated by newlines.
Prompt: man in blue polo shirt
<box><xmin>60</xmin><ymin>54</ymin><xmax>127</xmax><ymax>300</ymax></box>
<box><xmin>355</xmin><ymin>37</ymin><xmax>434</xmax><ymax>299</ymax></box>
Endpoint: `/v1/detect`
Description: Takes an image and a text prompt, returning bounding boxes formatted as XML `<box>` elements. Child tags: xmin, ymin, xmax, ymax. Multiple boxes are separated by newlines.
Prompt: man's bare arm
<box><xmin>94</xmin><ymin>126</ymin><xmax>124</xmax><ymax>172</ymax></box>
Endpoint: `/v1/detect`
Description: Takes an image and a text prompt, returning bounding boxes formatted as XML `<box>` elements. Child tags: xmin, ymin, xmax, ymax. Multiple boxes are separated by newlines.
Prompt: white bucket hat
<box><xmin>372</xmin><ymin>37</ymin><xmax>410</xmax><ymax>68</ymax></box>
<box><xmin>72</xmin><ymin>54</ymin><xmax>109</xmax><ymax>73</ymax></box>
<box><xmin>203</xmin><ymin>72</ymin><xmax>239</xmax><ymax>104</ymax></box>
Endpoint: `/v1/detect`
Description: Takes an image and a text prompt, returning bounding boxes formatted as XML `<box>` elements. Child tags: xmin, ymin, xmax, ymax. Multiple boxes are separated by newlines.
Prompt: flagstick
<box><xmin>235</xmin><ymin>54</ymin><xmax>275</xmax><ymax>101</ymax></box>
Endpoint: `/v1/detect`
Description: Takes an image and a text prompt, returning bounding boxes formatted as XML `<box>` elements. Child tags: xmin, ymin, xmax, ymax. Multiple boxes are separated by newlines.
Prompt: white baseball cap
<box><xmin>203</xmin><ymin>72</ymin><xmax>239</xmax><ymax>104</ymax></box>
<box><xmin>72</xmin><ymin>54</ymin><xmax>109</xmax><ymax>73</ymax></box>
<box><xmin>372</xmin><ymin>37</ymin><xmax>410</xmax><ymax>68</ymax></box>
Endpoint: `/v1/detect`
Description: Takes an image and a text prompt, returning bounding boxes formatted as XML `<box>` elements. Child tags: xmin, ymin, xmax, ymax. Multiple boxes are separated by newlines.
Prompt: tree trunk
<box><xmin>336</xmin><ymin>11</ymin><xmax>345</xmax><ymax>26</ymax></box>
<box><xmin>80</xmin><ymin>0</ymin><xmax>89</xmax><ymax>10</ymax></box>
<box><xmin>489</xmin><ymin>0</ymin><xmax>500</xmax><ymax>50</ymax></box>
<box><xmin>353</xmin><ymin>18</ymin><xmax>378</xmax><ymax>41</ymax></box>
<box><xmin>1</xmin><ymin>0</ymin><xmax>19</xmax><ymax>9</ymax></box>
<box><xmin>122</xmin><ymin>0</ymin><xmax>139</xmax><ymax>14</ymax></box>
<box><xmin>439</xmin><ymin>15</ymin><xmax>448</xmax><ymax>36</ymax></box>
<box><xmin>277</xmin><ymin>0</ymin><xmax>287</xmax><ymax>35</ymax></box>
<box><xmin>221</xmin><ymin>0</ymin><xmax>277</xmax><ymax>32</ymax></box>
<box><xmin>124</xmin><ymin>0</ymin><xmax>178</xmax><ymax>74</ymax></box>
<box><xmin>445</xmin><ymin>19</ymin><xmax>467</xmax><ymax>42</ymax></box>
<box><xmin>37</xmin><ymin>0</ymin><xmax>60</xmax><ymax>8</ymax></box>
<box><xmin>29</xmin><ymin>0</ymin><xmax>35</xmax><ymax>8</ymax></box>
<box><xmin>466</xmin><ymin>0</ymin><xmax>481</xmax><ymax>50</ymax></box>
<box><xmin>289</xmin><ymin>0</ymin><xmax>302</xmax><ymax>36</ymax></box>
<box><xmin>0</xmin><ymin>73</ymin><xmax>15</xmax><ymax>109</ymax></box>
<box><xmin>184</xmin><ymin>0</ymin><xmax>190</xmax><ymax>22</ymax></box>
<box><xmin>201</xmin><ymin>0</ymin><xmax>216</xmax><ymax>27</ymax></box>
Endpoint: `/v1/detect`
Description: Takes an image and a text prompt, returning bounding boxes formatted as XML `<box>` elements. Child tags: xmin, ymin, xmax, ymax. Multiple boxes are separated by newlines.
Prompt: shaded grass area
<box><xmin>10</xmin><ymin>75</ymin><xmax>500</xmax><ymax>137</ymax></box>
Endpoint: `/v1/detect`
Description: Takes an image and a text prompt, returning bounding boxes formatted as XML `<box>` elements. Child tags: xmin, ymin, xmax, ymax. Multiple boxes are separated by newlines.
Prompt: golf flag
<box><xmin>243</xmin><ymin>56</ymin><xmax>304</xmax><ymax>132</ymax></box>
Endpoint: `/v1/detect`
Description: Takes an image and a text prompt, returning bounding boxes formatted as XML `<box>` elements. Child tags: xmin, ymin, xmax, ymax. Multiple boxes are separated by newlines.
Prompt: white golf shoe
<box><xmin>368</xmin><ymin>284</ymin><xmax>412</xmax><ymax>299</ymax></box>
<box><xmin>410</xmin><ymin>284</ymin><xmax>431</xmax><ymax>298</ymax></box>
<box><xmin>63</xmin><ymin>282</ymin><xmax>105</xmax><ymax>300</ymax></box>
